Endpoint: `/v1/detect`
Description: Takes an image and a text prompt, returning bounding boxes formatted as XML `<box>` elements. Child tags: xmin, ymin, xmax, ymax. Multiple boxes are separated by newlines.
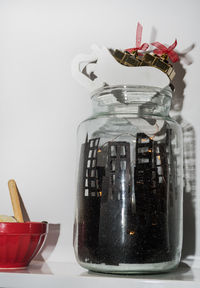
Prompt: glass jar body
<box><xmin>73</xmin><ymin>86</ymin><xmax>183</xmax><ymax>274</ymax></box>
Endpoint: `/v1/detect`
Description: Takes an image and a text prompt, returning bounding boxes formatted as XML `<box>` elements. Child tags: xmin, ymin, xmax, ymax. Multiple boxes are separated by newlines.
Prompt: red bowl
<box><xmin>0</xmin><ymin>222</ymin><xmax>48</xmax><ymax>269</ymax></box>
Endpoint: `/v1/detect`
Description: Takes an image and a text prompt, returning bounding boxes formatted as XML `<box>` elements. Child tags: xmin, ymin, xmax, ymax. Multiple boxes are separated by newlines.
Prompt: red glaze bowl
<box><xmin>0</xmin><ymin>222</ymin><xmax>48</xmax><ymax>269</ymax></box>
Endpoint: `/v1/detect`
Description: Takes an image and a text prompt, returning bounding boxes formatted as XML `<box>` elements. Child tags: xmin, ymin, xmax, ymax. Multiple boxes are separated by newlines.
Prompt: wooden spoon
<box><xmin>8</xmin><ymin>179</ymin><xmax>24</xmax><ymax>223</ymax></box>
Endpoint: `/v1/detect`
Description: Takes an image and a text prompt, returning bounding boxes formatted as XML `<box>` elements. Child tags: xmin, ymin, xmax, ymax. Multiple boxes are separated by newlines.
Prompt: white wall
<box><xmin>0</xmin><ymin>0</ymin><xmax>199</xmax><ymax>262</ymax></box>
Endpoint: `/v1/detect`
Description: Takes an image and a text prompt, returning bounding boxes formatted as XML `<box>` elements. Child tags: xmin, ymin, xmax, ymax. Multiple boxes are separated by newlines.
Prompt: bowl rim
<box><xmin>0</xmin><ymin>221</ymin><xmax>48</xmax><ymax>234</ymax></box>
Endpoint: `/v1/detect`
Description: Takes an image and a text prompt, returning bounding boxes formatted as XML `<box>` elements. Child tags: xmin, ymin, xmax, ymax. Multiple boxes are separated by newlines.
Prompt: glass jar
<box><xmin>73</xmin><ymin>85</ymin><xmax>183</xmax><ymax>274</ymax></box>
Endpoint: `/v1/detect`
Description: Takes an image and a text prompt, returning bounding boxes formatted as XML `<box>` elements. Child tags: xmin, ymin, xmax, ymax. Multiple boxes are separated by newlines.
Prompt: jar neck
<box><xmin>91</xmin><ymin>85</ymin><xmax>172</xmax><ymax>117</ymax></box>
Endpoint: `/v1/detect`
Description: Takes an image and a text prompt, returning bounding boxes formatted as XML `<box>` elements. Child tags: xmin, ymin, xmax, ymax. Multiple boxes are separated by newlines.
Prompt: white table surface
<box><xmin>0</xmin><ymin>259</ymin><xmax>200</xmax><ymax>288</ymax></box>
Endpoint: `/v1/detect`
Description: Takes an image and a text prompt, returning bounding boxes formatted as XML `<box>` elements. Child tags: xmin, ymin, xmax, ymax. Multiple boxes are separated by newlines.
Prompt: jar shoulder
<box><xmin>77</xmin><ymin>114</ymin><xmax>182</xmax><ymax>143</ymax></box>
<box><xmin>79</xmin><ymin>114</ymin><xmax>181</xmax><ymax>128</ymax></box>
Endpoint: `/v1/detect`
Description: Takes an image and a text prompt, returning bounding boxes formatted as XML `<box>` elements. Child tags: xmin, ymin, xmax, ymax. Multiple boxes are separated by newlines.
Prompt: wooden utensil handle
<box><xmin>8</xmin><ymin>179</ymin><xmax>24</xmax><ymax>223</ymax></box>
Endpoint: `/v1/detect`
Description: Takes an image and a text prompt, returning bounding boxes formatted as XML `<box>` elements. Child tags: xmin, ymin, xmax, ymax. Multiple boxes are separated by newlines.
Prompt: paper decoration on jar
<box><xmin>115</xmin><ymin>22</ymin><xmax>179</xmax><ymax>81</ymax></box>
<box><xmin>72</xmin><ymin>45</ymin><xmax>170</xmax><ymax>92</ymax></box>
<box><xmin>71</xmin><ymin>22</ymin><xmax>179</xmax><ymax>92</ymax></box>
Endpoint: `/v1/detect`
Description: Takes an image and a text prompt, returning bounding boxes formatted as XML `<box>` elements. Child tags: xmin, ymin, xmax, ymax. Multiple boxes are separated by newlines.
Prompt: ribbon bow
<box><xmin>151</xmin><ymin>39</ymin><xmax>179</xmax><ymax>63</ymax></box>
<box><xmin>125</xmin><ymin>22</ymin><xmax>149</xmax><ymax>54</ymax></box>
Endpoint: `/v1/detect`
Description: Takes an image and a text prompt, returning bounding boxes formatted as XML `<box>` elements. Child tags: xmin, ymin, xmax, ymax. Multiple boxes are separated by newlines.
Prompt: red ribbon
<box><xmin>151</xmin><ymin>39</ymin><xmax>179</xmax><ymax>63</ymax></box>
<box><xmin>125</xmin><ymin>22</ymin><xmax>149</xmax><ymax>54</ymax></box>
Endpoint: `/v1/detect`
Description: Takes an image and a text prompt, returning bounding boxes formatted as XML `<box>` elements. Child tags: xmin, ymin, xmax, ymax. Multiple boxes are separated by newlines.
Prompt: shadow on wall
<box><xmin>171</xmin><ymin>45</ymin><xmax>196</xmax><ymax>259</ymax></box>
<box><xmin>35</xmin><ymin>223</ymin><xmax>61</xmax><ymax>262</ymax></box>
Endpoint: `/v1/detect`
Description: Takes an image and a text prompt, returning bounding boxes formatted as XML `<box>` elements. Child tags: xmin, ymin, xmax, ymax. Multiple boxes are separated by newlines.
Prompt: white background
<box><xmin>0</xmin><ymin>0</ymin><xmax>199</xmax><ymax>263</ymax></box>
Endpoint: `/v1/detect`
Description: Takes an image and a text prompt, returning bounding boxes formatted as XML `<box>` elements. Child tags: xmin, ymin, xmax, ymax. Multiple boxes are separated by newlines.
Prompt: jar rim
<box><xmin>91</xmin><ymin>85</ymin><xmax>172</xmax><ymax>99</ymax></box>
